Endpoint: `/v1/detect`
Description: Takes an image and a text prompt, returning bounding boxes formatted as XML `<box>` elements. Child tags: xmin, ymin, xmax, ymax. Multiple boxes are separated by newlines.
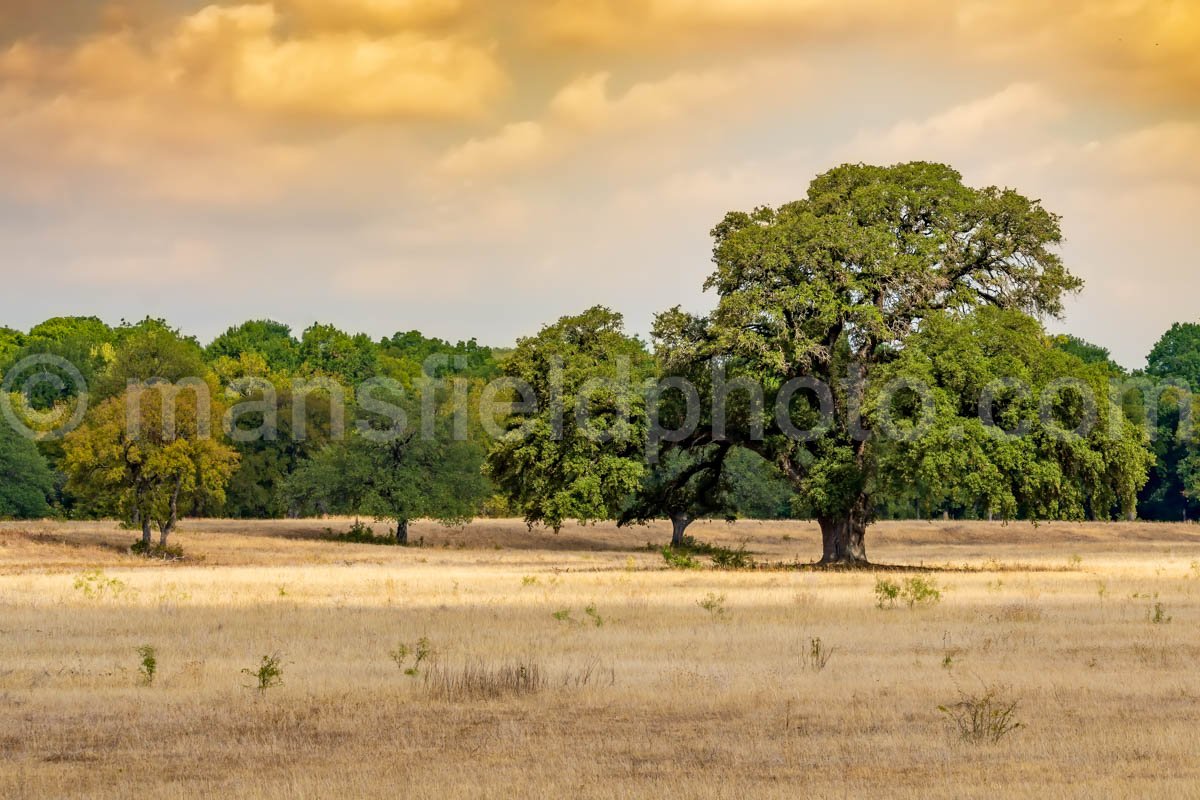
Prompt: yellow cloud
<box><xmin>174</xmin><ymin>4</ymin><xmax>506</xmax><ymax>120</ymax></box>
<box><xmin>439</xmin><ymin>120</ymin><xmax>548</xmax><ymax>175</ymax></box>
<box><xmin>279</xmin><ymin>0</ymin><xmax>466</xmax><ymax>31</ymax></box>
<box><xmin>549</xmin><ymin>69</ymin><xmax>738</xmax><ymax>129</ymax></box>
<box><xmin>955</xmin><ymin>0</ymin><xmax>1200</xmax><ymax>112</ymax></box>
<box><xmin>839</xmin><ymin>83</ymin><xmax>1067</xmax><ymax>164</ymax></box>
<box><xmin>2</xmin><ymin>3</ymin><xmax>506</xmax><ymax>121</ymax></box>
<box><xmin>529</xmin><ymin>0</ymin><xmax>941</xmax><ymax>48</ymax></box>
<box><xmin>527</xmin><ymin>0</ymin><xmax>1200</xmax><ymax>111</ymax></box>
<box><xmin>441</xmin><ymin>64</ymin><xmax>763</xmax><ymax>175</ymax></box>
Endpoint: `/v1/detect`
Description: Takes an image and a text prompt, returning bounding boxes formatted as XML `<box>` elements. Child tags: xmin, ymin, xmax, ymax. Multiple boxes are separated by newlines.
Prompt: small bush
<box><xmin>390</xmin><ymin>637</ymin><xmax>433</xmax><ymax>676</ymax></box>
<box><xmin>424</xmin><ymin>660</ymin><xmax>545</xmax><ymax>700</ymax></box>
<box><xmin>73</xmin><ymin>569</ymin><xmax>128</xmax><ymax>600</ymax></box>
<box><xmin>697</xmin><ymin>592</ymin><xmax>728</xmax><ymax>621</ymax></box>
<box><xmin>330</xmin><ymin>521</ymin><xmax>401</xmax><ymax>546</ymax></box>
<box><xmin>242</xmin><ymin>653</ymin><xmax>284</xmax><ymax>691</ymax></box>
<box><xmin>709</xmin><ymin>543</ymin><xmax>755</xmax><ymax>570</ymax></box>
<box><xmin>136</xmin><ymin>645</ymin><xmax>157</xmax><ymax>687</ymax></box>
<box><xmin>584</xmin><ymin>604</ymin><xmax>604</xmax><ymax>627</ymax></box>
<box><xmin>874</xmin><ymin>578</ymin><xmax>901</xmax><ymax>609</ymax></box>
<box><xmin>901</xmin><ymin>576</ymin><xmax>942</xmax><ymax>608</ymax></box>
<box><xmin>130</xmin><ymin>540</ymin><xmax>185</xmax><ymax>560</ymax></box>
<box><xmin>804</xmin><ymin>637</ymin><xmax>832</xmax><ymax>672</ymax></box>
<box><xmin>876</xmin><ymin>576</ymin><xmax>942</xmax><ymax>609</ymax></box>
<box><xmin>662</xmin><ymin>536</ymin><xmax>756</xmax><ymax>570</ymax></box>
<box><xmin>661</xmin><ymin>547</ymin><xmax>701</xmax><ymax>570</ymax></box>
<box><xmin>939</xmin><ymin>685</ymin><xmax>1023</xmax><ymax>744</ymax></box>
<box><xmin>1150</xmin><ymin>601</ymin><xmax>1172</xmax><ymax>624</ymax></box>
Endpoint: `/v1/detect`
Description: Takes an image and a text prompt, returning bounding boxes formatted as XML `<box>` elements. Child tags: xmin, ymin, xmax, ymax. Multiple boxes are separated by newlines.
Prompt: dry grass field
<box><xmin>2</xmin><ymin>517</ymin><xmax>1200</xmax><ymax>799</ymax></box>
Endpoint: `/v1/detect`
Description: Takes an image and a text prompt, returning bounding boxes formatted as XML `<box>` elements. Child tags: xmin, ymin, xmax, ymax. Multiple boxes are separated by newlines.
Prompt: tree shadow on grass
<box><xmin>759</xmin><ymin>560</ymin><xmax>1078</xmax><ymax>574</ymax></box>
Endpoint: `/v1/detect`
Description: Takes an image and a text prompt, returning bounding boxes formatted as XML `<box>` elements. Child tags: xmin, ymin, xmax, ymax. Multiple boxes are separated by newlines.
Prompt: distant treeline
<box><xmin>1</xmin><ymin>313</ymin><xmax>1197</xmax><ymax>527</ymax></box>
<box><xmin>3</xmin><ymin>165</ymin><xmax>1200</xmax><ymax>565</ymax></box>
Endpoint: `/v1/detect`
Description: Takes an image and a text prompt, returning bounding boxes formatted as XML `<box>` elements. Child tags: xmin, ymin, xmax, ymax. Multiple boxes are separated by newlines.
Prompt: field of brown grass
<box><xmin>2</xmin><ymin>517</ymin><xmax>1200</xmax><ymax>799</ymax></box>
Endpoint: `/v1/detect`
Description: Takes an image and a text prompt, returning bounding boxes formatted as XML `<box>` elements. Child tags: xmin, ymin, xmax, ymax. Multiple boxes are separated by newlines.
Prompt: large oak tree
<box><xmin>659</xmin><ymin>162</ymin><xmax>1086</xmax><ymax>564</ymax></box>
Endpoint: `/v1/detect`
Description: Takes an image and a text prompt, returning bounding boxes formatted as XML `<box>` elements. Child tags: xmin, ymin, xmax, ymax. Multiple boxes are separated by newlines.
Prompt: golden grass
<box><xmin>2</xmin><ymin>518</ymin><xmax>1200</xmax><ymax>798</ymax></box>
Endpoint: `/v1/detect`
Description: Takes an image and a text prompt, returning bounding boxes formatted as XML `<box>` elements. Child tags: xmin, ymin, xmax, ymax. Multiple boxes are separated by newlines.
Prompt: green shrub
<box><xmin>709</xmin><ymin>543</ymin><xmax>755</xmax><ymax>570</ymax></box>
<box><xmin>697</xmin><ymin>592</ymin><xmax>728</xmax><ymax>621</ymax></box>
<box><xmin>939</xmin><ymin>685</ymin><xmax>1023</xmax><ymax>744</ymax></box>
<box><xmin>242</xmin><ymin>653</ymin><xmax>284</xmax><ymax>691</ymax></box>
<box><xmin>390</xmin><ymin>638</ymin><xmax>433</xmax><ymax>676</ymax></box>
<box><xmin>329</xmin><ymin>521</ymin><xmax>406</xmax><ymax>546</ymax></box>
<box><xmin>136</xmin><ymin>645</ymin><xmax>157</xmax><ymax>687</ymax></box>
<box><xmin>874</xmin><ymin>578</ymin><xmax>901</xmax><ymax>609</ymax></box>
<box><xmin>73</xmin><ymin>569</ymin><xmax>128</xmax><ymax>600</ymax></box>
<box><xmin>584</xmin><ymin>604</ymin><xmax>604</xmax><ymax>627</ymax></box>
<box><xmin>901</xmin><ymin>576</ymin><xmax>942</xmax><ymax>608</ymax></box>
<box><xmin>130</xmin><ymin>540</ymin><xmax>185</xmax><ymax>560</ymax></box>
<box><xmin>661</xmin><ymin>547</ymin><xmax>701</xmax><ymax>570</ymax></box>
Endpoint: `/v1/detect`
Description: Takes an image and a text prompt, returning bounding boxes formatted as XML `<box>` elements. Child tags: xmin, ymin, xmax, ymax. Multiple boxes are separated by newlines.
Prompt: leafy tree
<box><xmin>220</xmin><ymin>355</ymin><xmax>344</xmax><ymax>518</ymax></box>
<box><xmin>485</xmin><ymin>307</ymin><xmax>656</xmax><ymax>532</ymax></box>
<box><xmin>282</xmin><ymin>387</ymin><xmax>489</xmax><ymax>543</ymax></box>
<box><xmin>298</xmin><ymin>323</ymin><xmax>378</xmax><ymax>385</ymax></box>
<box><xmin>660</xmin><ymin>162</ymin><xmax>1084</xmax><ymax>564</ymax></box>
<box><xmin>870</xmin><ymin>308</ymin><xmax>1152</xmax><ymax>523</ymax></box>
<box><xmin>61</xmin><ymin>382</ymin><xmax>239</xmax><ymax>548</ymax></box>
<box><xmin>620</xmin><ymin>445</ymin><xmax>739</xmax><ymax>545</ymax></box>
<box><xmin>205</xmin><ymin>320</ymin><xmax>300</xmax><ymax>373</ymax></box>
<box><xmin>94</xmin><ymin>320</ymin><xmax>208</xmax><ymax>401</ymax></box>
<box><xmin>1136</xmin><ymin>384</ymin><xmax>1199</xmax><ymax>521</ymax></box>
<box><xmin>1131</xmin><ymin>323</ymin><xmax>1200</xmax><ymax>520</ymax></box>
<box><xmin>4</xmin><ymin>317</ymin><xmax>115</xmax><ymax>410</ymax></box>
<box><xmin>0</xmin><ymin>421</ymin><xmax>54</xmax><ymax>518</ymax></box>
<box><xmin>1146</xmin><ymin>323</ymin><xmax>1200</xmax><ymax>389</ymax></box>
<box><xmin>379</xmin><ymin>331</ymin><xmax>499</xmax><ymax>383</ymax></box>
<box><xmin>0</xmin><ymin>327</ymin><xmax>23</xmax><ymax>369</ymax></box>
<box><xmin>1051</xmin><ymin>334</ymin><xmax>1125</xmax><ymax>376</ymax></box>
<box><xmin>725</xmin><ymin>448</ymin><xmax>794</xmax><ymax>519</ymax></box>
<box><xmin>27</xmin><ymin>316</ymin><xmax>114</xmax><ymax>346</ymax></box>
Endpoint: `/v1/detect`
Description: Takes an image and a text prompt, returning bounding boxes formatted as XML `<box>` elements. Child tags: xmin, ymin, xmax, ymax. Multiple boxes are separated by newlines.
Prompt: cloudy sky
<box><xmin>0</xmin><ymin>0</ymin><xmax>1196</xmax><ymax>367</ymax></box>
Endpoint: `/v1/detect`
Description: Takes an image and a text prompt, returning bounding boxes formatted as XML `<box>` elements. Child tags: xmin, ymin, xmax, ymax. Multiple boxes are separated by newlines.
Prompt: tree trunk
<box><xmin>669</xmin><ymin>513</ymin><xmax>693</xmax><ymax>548</ymax></box>
<box><xmin>396</xmin><ymin>519</ymin><xmax>409</xmax><ymax>546</ymax></box>
<box><xmin>159</xmin><ymin>480</ymin><xmax>181</xmax><ymax>548</ymax></box>
<box><xmin>140</xmin><ymin>514</ymin><xmax>153</xmax><ymax>549</ymax></box>
<box><xmin>817</xmin><ymin>507</ymin><xmax>869</xmax><ymax>566</ymax></box>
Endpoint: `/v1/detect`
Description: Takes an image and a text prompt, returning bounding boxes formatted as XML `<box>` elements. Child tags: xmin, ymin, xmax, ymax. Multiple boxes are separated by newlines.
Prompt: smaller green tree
<box><xmin>205</xmin><ymin>319</ymin><xmax>301</xmax><ymax>373</ymax></box>
<box><xmin>484</xmin><ymin>307</ymin><xmax>656</xmax><ymax>532</ymax></box>
<box><xmin>62</xmin><ymin>384</ymin><xmax>239</xmax><ymax>548</ymax></box>
<box><xmin>1146</xmin><ymin>323</ymin><xmax>1200</xmax><ymax>389</ymax></box>
<box><xmin>620</xmin><ymin>444</ymin><xmax>737</xmax><ymax>546</ymax></box>
<box><xmin>0</xmin><ymin>421</ymin><xmax>55</xmax><ymax>518</ymax></box>
<box><xmin>869</xmin><ymin>308</ymin><xmax>1153</xmax><ymax>522</ymax></box>
<box><xmin>95</xmin><ymin>320</ymin><xmax>208</xmax><ymax>401</ymax></box>
<box><xmin>282</xmin><ymin>387</ymin><xmax>490</xmax><ymax>544</ymax></box>
<box><xmin>298</xmin><ymin>323</ymin><xmax>379</xmax><ymax>385</ymax></box>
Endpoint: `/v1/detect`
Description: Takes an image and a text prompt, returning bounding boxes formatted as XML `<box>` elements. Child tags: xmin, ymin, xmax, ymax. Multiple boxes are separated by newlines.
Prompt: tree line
<box><xmin>1</xmin><ymin>163</ymin><xmax>1197</xmax><ymax>562</ymax></box>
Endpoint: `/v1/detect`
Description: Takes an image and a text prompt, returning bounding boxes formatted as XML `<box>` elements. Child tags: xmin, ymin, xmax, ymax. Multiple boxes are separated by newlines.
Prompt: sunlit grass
<box><xmin>1</xmin><ymin>518</ymin><xmax>1199</xmax><ymax>798</ymax></box>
